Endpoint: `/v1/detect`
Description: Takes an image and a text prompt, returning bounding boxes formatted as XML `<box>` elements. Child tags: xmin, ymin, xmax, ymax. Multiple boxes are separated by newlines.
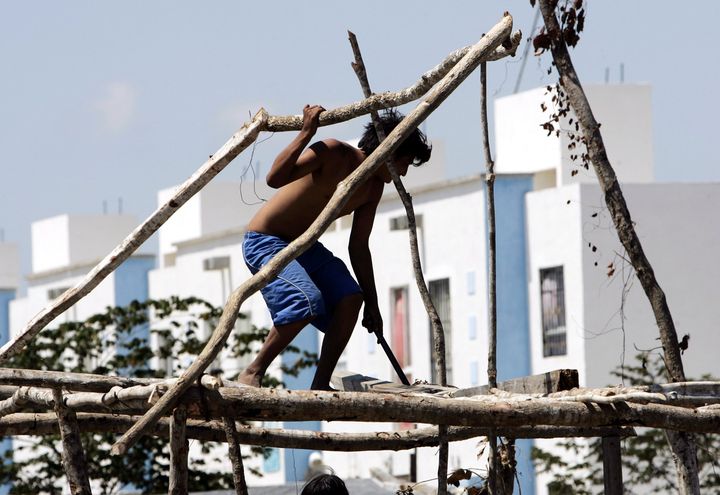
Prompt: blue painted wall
<box><xmin>282</xmin><ymin>325</ymin><xmax>321</xmax><ymax>482</ymax></box>
<box><xmin>113</xmin><ymin>256</ymin><xmax>154</xmax><ymax>308</ymax></box>
<box><xmin>113</xmin><ymin>256</ymin><xmax>155</xmax><ymax>354</ymax></box>
<box><xmin>485</xmin><ymin>175</ymin><xmax>535</xmax><ymax>495</ymax></box>
<box><xmin>0</xmin><ymin>289</ymin><xmax>15</xmax><ymax>495</ymax></box>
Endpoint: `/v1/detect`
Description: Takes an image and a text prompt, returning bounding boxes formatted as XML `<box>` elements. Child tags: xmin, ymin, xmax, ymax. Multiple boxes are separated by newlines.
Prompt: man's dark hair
<box><xmin>301</xmin><ymin>474</ymin><xmax>349</xmax><ymax>495</ymax></box>
<box><xmin>357</xmin><ymin>108</ymin><xmax>432</xmax><ymax>165</ymax></box>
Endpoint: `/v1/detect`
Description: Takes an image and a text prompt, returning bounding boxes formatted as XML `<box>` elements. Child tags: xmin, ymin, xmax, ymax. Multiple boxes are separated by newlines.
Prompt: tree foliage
<box><xmin>532</xmin><ymin>353</ymin><xmax>720</xmax><ymax>494</ymax></box>
<box><xmin>0</xmin><ymin>296</ymin><xmax>316</xmax><ymax>494</ymax></box>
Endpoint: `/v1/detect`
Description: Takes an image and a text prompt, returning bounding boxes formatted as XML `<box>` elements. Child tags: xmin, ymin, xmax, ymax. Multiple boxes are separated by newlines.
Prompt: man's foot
<box><xmin>310</xmin><ymin>382</ymin><xmax>338</xmax><ymax>392</ymax></box>
<box><xmin>237</xmin><ymin>369</ymin><xmax>263</xmax><ymax>387</ymax></box>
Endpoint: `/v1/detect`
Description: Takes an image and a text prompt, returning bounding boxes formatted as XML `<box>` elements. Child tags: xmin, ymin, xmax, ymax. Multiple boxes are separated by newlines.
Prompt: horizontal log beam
<box><xmin>0</xmin><ymin>413</ymin><xmax>634</xmax><ymax>449</ymax></box>
<box><xmin>0</xmin><ymin>384</ymin><xmax>717</xmax><ymax>434</ymax></box>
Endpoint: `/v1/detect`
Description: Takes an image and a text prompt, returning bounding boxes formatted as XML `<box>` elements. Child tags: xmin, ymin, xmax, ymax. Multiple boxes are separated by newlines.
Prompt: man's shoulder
<box><xmin>310</xmin><ymin>139</ymin><xmax>359</xmax><ymax>160</ymax></box>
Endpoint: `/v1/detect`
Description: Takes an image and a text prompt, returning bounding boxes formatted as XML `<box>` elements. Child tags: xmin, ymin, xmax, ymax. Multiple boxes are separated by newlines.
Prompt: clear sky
<box><xmin>2</xmin><ymin>1</ymin><xmax>719</xmax><ymax>286</ymax></box>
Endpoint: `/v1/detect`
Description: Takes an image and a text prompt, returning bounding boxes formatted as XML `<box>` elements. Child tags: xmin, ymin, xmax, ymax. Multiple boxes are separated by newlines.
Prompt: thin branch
<box><xmin>110</xmin><ymin>13</ymin><xmax>515</xmax><ymax>457</ymax></box>
<box><xmin>223</xmin><ymin>417</ymin><xmax>249</xmax><ymax>495</ymax></box>
<box><xmin>169</xmin><ymin>406</ymin><xmax>189</xmax><ymax>495</ymax></box>
<box><xmin>481</xmin><ymin>59</ymin><xmax>500</xmax><ymax>495</ymax></box>
<box><xmin>347</xmin><ymin>29</ymin><xmax>451</xmax><ymax>495</ymax></box>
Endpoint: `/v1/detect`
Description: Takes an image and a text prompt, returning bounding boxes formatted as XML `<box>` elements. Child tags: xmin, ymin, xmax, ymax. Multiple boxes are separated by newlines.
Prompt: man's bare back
<box><xmin>247</xmin><ymin>139</ymin><xmax>385</xmax><ymax>241</ymax></box>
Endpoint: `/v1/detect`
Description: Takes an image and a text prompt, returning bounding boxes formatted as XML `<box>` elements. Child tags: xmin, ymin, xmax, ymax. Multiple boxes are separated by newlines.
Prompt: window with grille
<box><xmin>540</xmin><ymin>266</ymin><xmax>567</xmax><ymax>357</ymax></box>
<box><xmin>428</xmin><ymin>278</ymin><xmax>452</xmax><ymax>384</ymax></box>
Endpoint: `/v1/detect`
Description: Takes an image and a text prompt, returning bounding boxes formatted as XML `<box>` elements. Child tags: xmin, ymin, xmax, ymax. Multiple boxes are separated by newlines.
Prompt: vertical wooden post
<box><xmin>602</xmin><ymin>436</ymin><xmax>623</xmax><ymax>495</ymax></box>
<box><xmin>347</xmin><ymin>29</ymin><xmax>450</xmax><ymax>495</ymax></box>
<box><xmin>223</xmin><ymin>417</ymin><xmax>249</xmax><ymax>495</ymax></box>
<box><xmin>52</xmin><ymin>389</ymin><xmax>92</xmax><ymax>495</ymax></box>
<box><xmin>169</xmin><ymin>406</ymin><xmax>189</xmax><ymax>495</ymax></box>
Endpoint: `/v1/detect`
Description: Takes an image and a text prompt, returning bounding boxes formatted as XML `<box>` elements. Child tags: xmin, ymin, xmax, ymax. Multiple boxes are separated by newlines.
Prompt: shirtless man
<box><xmin>239</xmin><ymin>104</ymin><xmax>431</xmax><ymax>390</ymax></box>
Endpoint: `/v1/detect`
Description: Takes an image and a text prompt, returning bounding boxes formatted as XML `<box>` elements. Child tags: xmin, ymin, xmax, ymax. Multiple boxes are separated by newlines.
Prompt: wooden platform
<box><xmin>332</xmin><ymin>369</ymin><xmax>579</xmax><ymax>397</ymax></box>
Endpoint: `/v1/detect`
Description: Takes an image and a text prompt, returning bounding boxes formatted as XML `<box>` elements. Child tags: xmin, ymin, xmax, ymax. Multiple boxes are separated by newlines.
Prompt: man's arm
<box><xmin>348</xmin><ymin>187</ymin><xmax>384</xmax><ymax>336</ymax></box>
<box><xmin>266</xmin><ymin>104</ymin><xmax>326</xmax><ymax>189</ymax></box>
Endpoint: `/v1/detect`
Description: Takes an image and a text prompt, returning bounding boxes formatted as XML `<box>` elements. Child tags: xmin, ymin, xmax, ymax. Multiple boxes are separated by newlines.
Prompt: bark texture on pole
<box><xmin>536</xmin><ymin>1</ymin><xmax>699</xmax><ymax>493</ymax></box>
<box><xmin>223</xmin><ymin>418</ymin><xmax>249</xmax><ymax>495</ymax></box>
<box><xmin>52</xmin><ymin>389</ymin><xmax>92</xmax><ymax>495</ymax></box>
<box><xmin>347</xmin><ymin>30</ymin><xmax>451</xmax><ymax>495</ymax></box>
<box><xmin>169</xmin><ymin>406</ymin><xmax>189</xmax><ymax>495</ymax></box>
<box><xmin>110</xmin><ymin>13</ymin><xmax>514</xmax><ymax>457</ymax></box>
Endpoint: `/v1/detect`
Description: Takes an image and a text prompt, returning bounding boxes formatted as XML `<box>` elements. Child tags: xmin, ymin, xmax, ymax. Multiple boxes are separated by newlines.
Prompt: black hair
<box><xmin>301</xmin><ymin>474</ymin><xmax>349</xmax><ymax>495</ymax></box>
<box><xmin>357</xmin><ymin>108</ymin><xmax>432</xmax><ymax>166</ymax></box>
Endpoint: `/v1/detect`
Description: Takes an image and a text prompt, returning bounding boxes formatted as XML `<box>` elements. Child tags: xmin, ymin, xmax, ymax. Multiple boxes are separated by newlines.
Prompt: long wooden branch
<box><xmin>347</xmin><ymin>30</ymin><xmax>454</xmax><ymax>495</ymax></box>
<box><xmin>110</xmin><ymin>14</ymin><xmax>515</xmax><ymax>457</ymax></box>
<box><xmin>0</xmin><ymin>31</ymin><xmax>521</xmax><ymax>366</ymax></box>
<box><xmin>53</xmin><ymin>389</ymin><xmax>92</xmax><ymax>495</ymax></box>
<box><xmin>0</xmin><ymin>412</ymin><xmax>633</xmax><ymax>448</ymax></box>
<box><xmin>536</xmin><ymin>1</ymin><xmax>699</xmax><ymax>493</ymax></box>
<box><xmin>2</xmin><ymin>384</ymin><xmax>718</xmax><ymax>433</ymax></box>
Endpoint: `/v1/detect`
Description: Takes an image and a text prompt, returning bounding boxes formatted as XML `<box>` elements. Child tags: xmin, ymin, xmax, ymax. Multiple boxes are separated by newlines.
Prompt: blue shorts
<box><xmin>242</xmin><ymin>231</ymin><xmax>362</xmax><ymax>332</ymax></box>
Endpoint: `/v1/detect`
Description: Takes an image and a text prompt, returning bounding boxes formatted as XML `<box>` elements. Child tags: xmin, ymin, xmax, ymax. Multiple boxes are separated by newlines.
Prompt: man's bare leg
<box><xmin>311</xmin><ymin>293</ymin><xmax>364</xmax><ymax>390</ymax></box>
<box><xmin>237</xmin><ymin>317</ymin><xmax>312</xmax><ymax>387</ymax></box>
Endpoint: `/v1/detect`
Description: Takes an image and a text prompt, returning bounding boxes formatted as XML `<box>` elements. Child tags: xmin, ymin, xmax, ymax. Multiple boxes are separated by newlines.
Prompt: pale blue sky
<box><xmin>2</xmin><ymin>1</ymin><xmax>719</xmax><ymax>285</ymax></box>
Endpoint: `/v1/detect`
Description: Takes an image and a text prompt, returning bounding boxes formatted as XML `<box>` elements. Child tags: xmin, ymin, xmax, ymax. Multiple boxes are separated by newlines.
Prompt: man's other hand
<box><xmin>362</xmin><ymin>304</ymin><xmax>383</xmax><ymax>338</ymax></box>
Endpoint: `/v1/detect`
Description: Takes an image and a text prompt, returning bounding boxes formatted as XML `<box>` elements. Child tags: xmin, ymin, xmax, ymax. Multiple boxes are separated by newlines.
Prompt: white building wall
<box><xmin>495</xmin><ymin>85</ymin><xmax>654</xmax><ymax>189</ymax></box>
<box><xmin>526</xmin><ymin>185</ymin><xmax>588</xmax><ymax>383</ymax></box>
<box><xmin>31</xmin><ymin>214</ymin><xmax>140</xmax><ymax>273</ymax></box>
<box><xmin>527</xmin><ymin>182</ymin><xmax>720</xmax><ymax>495</ymax></box>
<box><xmin>12</xmin><ymin>214</ymin><xmax>148</xmax><ymax>333</ymax></box>
<box><xmin>0</xmin><ymin>243</ymin><xmax>20</xmax><ymax>290</ymax></box>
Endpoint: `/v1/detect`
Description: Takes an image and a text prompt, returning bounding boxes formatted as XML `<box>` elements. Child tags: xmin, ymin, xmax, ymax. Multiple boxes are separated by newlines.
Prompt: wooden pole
<box><xmin>536</xmin><ymin>1</ymin><xmax>699</xmax><ymax>492</ymax></box>
<box><xmin>480</xmin><ymin>60</ymin><xmax>501</xmax><ymax>495</ymax></box>
<box><xmin>110</xmin><ymin>13</ymin><xmax>514</xmax><ymax>457</ymax></box>
<box><xmin>347</xmin><ymin>29</ymin><xmax>450</xmax><ymax>495</ymax></box>
<box><xmin>223</xmin><ymin>418</ymin><xmax>249</xmax><ymax>495</ymax></box>
<box><xmin>169</xmin><ymin>406</ymin><xmax>189</xmax><ymax>495</ymax></box>
<box><xmin>0</xmin><ymin>412</ymin><xmax>635</xmax><ymax>446</ymax></box>
<box><xmin>52</xmin><ymin>389</ymin><xmax>92</xmax><ymax>495</ymax></box>
<box><xmin>602</xmin><ymin>436</ymin><xmax>623</xmax><ymax>495</ymax></box>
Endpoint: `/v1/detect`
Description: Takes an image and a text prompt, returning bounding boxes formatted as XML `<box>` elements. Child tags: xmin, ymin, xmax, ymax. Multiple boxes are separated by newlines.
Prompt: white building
<box><xmin>10</xmin><ymin>214</ymin><xmax>154</xmax><ymax>334</ymax></box>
